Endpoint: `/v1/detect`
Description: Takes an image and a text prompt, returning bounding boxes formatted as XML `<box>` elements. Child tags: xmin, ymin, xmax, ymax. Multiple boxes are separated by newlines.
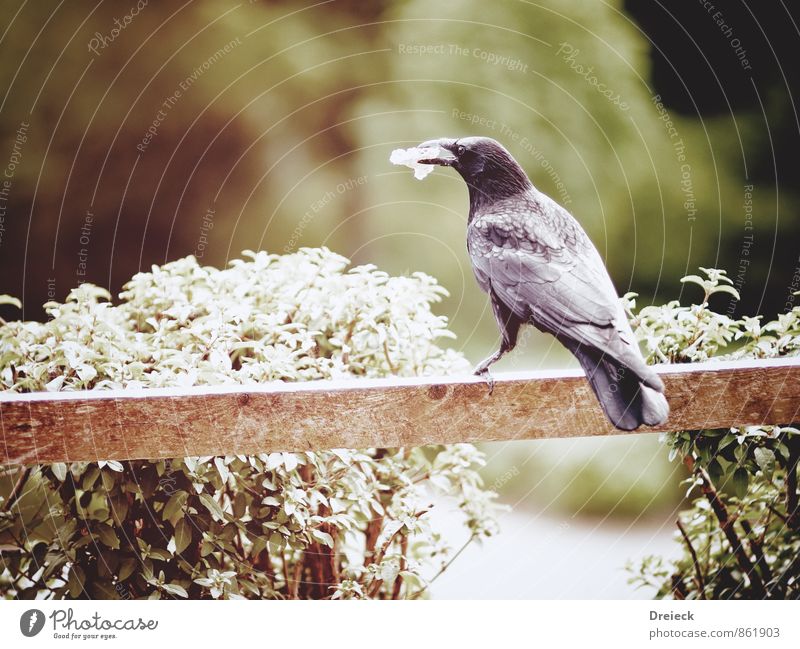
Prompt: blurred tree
<box><xmin>0</xmin><ymin>0</ymin><xmax>398</xmax><ymax>322</ymax></box>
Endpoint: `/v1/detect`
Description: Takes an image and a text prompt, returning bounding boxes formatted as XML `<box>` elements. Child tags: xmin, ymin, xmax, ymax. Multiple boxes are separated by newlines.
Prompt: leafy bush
<box><xmin>0</xmin><ymin>248</ymin><xmax>499</xmax><ymax>599</ymax></box>
<box><xmin>3</xmin><ymin>255</ymin><xmax>797</xmax><ymax>600</ymax></box>
<box><xmin>626</xmin><ymin>268</ymin><xmax>800</xmax><ymax>599</ymax></box>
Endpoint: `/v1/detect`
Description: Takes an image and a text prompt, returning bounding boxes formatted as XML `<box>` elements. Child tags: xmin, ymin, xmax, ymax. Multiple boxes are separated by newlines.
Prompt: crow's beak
<box><xmin>417</xmin><ymin>138</ymin><xmax>457</xmax><ymax>166</ymax></box>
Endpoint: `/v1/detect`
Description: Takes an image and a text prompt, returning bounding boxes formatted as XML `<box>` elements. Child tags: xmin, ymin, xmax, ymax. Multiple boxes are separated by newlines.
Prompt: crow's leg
<box><xmin>473</xmin><ymin>295</ymin><xmax>522</xmax><ymax>395</ymax></box>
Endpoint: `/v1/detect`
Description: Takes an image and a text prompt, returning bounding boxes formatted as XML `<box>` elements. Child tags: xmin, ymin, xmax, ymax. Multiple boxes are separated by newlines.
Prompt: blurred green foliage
<box><xmin>481</xmin><ymin>434</ymin><xmax>682</xmax><ymax>520</ymax></box>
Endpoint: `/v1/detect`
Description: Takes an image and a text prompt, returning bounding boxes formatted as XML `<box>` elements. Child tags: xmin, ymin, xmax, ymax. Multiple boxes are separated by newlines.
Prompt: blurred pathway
<box><xmin>428</xmin><ymin>501</ymin><xmax>679</xmax><ymax>599</ymax></box>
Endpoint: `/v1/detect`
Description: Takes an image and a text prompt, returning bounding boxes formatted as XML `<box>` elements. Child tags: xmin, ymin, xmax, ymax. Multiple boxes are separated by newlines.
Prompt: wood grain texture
<box><xmin>1</xmin><ymin>358</ymin><xmax>799</xmax><ymax>464</ymax></box>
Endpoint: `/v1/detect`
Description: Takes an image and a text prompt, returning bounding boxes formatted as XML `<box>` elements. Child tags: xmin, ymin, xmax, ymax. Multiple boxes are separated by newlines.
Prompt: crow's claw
<box><xmin>474</xmin><ymin>367</ymin><xmax>495</xmax><ymax>395</ymax></box>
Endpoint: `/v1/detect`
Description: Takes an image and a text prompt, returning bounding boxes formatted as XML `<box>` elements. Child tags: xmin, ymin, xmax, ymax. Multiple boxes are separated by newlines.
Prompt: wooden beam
<box><xmin>1</xmin><ymin>358</ymin><xmax>799</xmax><ymax>465</ymax></box>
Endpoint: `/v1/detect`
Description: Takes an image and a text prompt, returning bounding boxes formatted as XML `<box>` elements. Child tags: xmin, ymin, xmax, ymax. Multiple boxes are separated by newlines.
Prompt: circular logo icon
<box><xmin>20</xmin><ymin>609</ymin><xmax>45</xmax><ymax>637</ymax></box>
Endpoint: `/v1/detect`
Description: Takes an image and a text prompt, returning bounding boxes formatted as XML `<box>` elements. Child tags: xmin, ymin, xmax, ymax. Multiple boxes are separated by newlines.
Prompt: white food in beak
<box><xmin>389</xmin><ymin>145</ymin><xmax>441</xmax><ymax>180</ymax></box>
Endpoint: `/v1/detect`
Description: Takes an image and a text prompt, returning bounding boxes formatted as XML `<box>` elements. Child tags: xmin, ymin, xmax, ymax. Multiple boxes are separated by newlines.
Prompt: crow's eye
<box><xmin>457</xmin><ymin>144</ymin><xmax>466</xmax><ymax>156</ymax></box>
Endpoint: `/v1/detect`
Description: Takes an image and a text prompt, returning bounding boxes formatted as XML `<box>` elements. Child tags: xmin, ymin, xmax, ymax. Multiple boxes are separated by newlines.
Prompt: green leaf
<box><xmin>381</xmin><ymin>560</ymin><xmax>400</xmax><ymax>583</ymax></box>
<box><xmin>101</xmin><ymin>469</ymin><xmax>116</xmax><ymax>491</ymax></box>
<box><xmin>99</xmin><ymin>460</ymin><xmax>124</xmax><ymax>473</ymax></box>
<box><xmin>214</xmin><ymin>457</ymin><xmax>229</xmax><ymax>482</ymax></box>
<box><xmin>118</xmin><ymin>557</ymin><xmax>137</xmax><ymax>582</ymax></box>
<box><xmin>89</xmin><ymin>580</ymin><xmax>120</xmax><ymax>599</ymax></box>
<box><xmin>43</xmin><ymin>554</ymin><xmax>69</xmax><ymax>580</ymax></box>
<box><xmin>87</xmin><ymin>492</ymin><xmax>110</xmax><ymax>521</ymax></box>
<box><xmin>251</xmin><ymin>535</ymin><xmax>267</xmax><ymax>557</ymax></box>
<box><xmin>268</xmin><ymin>531</ymin><xmax>284</xmax><ymax>552</ymax></box>
<box><xmin>680</xmin><ymin>275</ymin><xmax>705</xmax><ymax>287</ymax></box>
<box><xmin>81</xmin><ymin>466</ymin><xmax>101</xmax><ymax>490</ymax></box>
<box><xmin>67</xmin><ymin>564</ymin><xmax>85</xmax><ymax>598</ymax></box>
<box><xmin>232</xmin><ymin>491</ymin><xmax>247</xmax><ymax>519</ymax></box>
<box><xmin>310</xmin><ymin>529</ymin><xmax>334</xmax><ymax>548</ymax></box>
<box><xmin>162</xmin><ymin>491</ymin><xmax>188</xmax><ymax>523</ymax></box>
<box><xmin>174</xmin><ymin>518</ymin><xmax>192</xmax><ymax>554</ymax></box>
<box><xmin>148</xmin><ymin>548</ymin><xmax>171</xmax><ymax>561</ymax></box>
<box><xmin>753</xmin><ymin>447</ymin><xmax>775</xmax><ymax>480</ymax></box>
<box><xmin>707</xmin><ymin>459</ymin><xmax>724</xmax><ymax>486</ymax></box>
<box><xmin>283</xmin><ymin>453</ymin><xmax>298</xmax><ymax>471</ymax></box>
<box><xmin>399</xmin><ymin>570</ymin><xmax>424</xmax><ymax>591</ymax></box>
<box><xmin>96</xmin><ymin>524</ymin><xmax>120</xmax><ymax>549</ymax></box>
<box><xmin>731</xmin><ymin>468</ymin><xmax>749</xmax><ymax>500</ymax></box>
<box><xmin>199</xmin><ymin>493</ymin><xmax>224</xmax><ymax>521</ymax></box>
<box><xmin>680</xmin><ymin>275</ymin><xmax>708</xmax><ymax>294</ymax></box>
<box><xmin>710</xmin><ymin>284</ymin><xmax>740</xmax><ymax>300</ymax></box>
<box><xmin>110</xmin><ymin>492</ymin><xmax>129</xmax><ymax>524</ymax></box>
<box><xmin>51</xmin><ymin>463</ymin><xmax>68</xmax><ymax>481</ymax></box>
<box><xmin>162</xmin><ymin>583</ymin><xmax>188</xmax><ymax>598</ymax></box>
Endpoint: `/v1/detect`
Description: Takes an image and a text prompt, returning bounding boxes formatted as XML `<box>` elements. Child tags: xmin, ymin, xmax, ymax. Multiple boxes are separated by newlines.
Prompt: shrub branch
<box><xmin>676</xmin><ymin>518</ymin><xmax>706</xmax><ymax>598</ymax></box>
<box><xmin>684</xmin><ymin>456</ymin><xmax>766</xmax><ymax>597</ymax></box>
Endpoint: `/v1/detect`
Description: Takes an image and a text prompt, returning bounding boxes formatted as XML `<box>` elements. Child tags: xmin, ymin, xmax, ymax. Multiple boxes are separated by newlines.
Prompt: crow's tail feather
<box><xmin>565</xmin><ymin>342</ymin><xmax>669</xmax><ymax>431</ymax></box>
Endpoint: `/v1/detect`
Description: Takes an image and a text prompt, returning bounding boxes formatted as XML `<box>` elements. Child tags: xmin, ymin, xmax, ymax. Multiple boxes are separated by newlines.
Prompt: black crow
<box><xmin>415</xmin><ymin>136</ymin><xmax>669</xmax><ymax>430</ymax></box>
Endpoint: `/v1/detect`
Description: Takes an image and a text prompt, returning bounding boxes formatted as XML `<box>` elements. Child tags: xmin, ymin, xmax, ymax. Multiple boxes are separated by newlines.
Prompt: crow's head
<box><xmin>417</xmin><ymin>136</ymin><xmax>532</xmax><ymax>208</ymax></box>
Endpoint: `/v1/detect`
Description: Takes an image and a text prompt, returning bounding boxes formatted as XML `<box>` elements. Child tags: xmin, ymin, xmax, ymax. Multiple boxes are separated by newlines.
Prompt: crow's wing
<box><xmin>468</xmin><ymin>193</ymin><xmax>640</xmax><ymax>366</ymax></box>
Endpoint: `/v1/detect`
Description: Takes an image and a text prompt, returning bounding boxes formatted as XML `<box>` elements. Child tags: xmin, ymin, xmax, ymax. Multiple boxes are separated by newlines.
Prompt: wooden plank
<box><xmin>1</xmin><ymin>358</ymin><xmax>799</xmax><ymax>464</ymax></box>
